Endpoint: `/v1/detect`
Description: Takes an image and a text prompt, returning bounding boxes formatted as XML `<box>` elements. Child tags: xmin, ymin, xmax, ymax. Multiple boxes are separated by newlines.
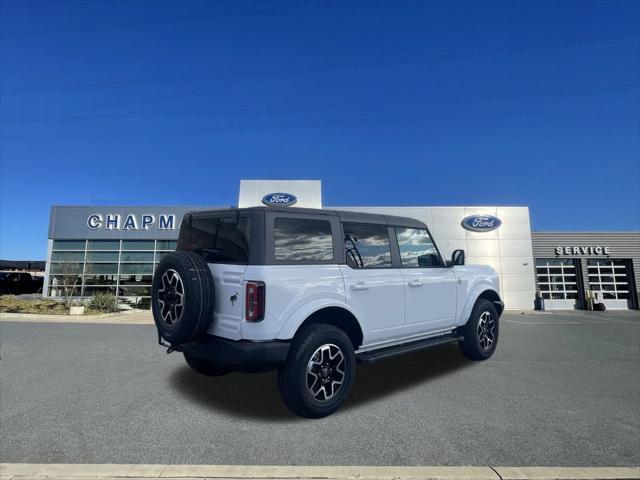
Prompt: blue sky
<box><xmin>1</xmin><ymin>0</ymin><xmax>638</xmax><ymax>260</ymax></box>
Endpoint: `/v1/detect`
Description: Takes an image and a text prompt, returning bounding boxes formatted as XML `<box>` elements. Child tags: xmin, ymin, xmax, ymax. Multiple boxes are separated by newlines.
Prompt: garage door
<box><xmin>535</xmin><ymin>258</ymin><xmax>580</xmax><ymax>310</ymax></box>
<box><xmin>587</xmin><ymin>259</ymin><xmax>631</xmax><ymax>310</ymax></box>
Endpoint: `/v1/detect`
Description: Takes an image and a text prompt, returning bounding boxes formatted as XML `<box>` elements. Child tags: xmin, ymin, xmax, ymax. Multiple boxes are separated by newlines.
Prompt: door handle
<box><xmin>408</xmin><ymin>279</ymin><xmax>423</xmax><ymax>288</ymax></box>
<box><xmin>351</xmin><ymin>282</ymin><xmax>369</xmax><ymax>291</ymax></box>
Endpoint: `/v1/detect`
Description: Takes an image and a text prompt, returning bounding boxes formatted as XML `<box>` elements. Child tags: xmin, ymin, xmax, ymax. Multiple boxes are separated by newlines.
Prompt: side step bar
<box><xmin>355</xmin><ymin>332</ymin><xmax>463</xmax><ymax>364</ymax></box>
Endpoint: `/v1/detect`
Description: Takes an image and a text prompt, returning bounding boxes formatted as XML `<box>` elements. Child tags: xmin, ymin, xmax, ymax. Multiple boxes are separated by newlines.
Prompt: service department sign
<box><xmin>461</xmin><ymin>214</ymin><xmax>502</xmax><ymax>232</ymax></box>
<box><xmin>555</xmin><ymin>246</ymin><xmax>611</xmax><ymax>256</ymax></box>
<box><xmin>261</xmin><ymin>192</ymin><xmax>298</xmax><ymax>207</ymax></box>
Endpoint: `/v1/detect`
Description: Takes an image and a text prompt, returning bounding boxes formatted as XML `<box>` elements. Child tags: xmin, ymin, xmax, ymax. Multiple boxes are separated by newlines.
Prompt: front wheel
<box><xmin>184</xmin><ymin>352</ymin><xmax>229</xmax><ymax>377</ymax></box>
<box><xmin>277</xmin><ymin>324</ymin><xmax>355</xmax><ymax>418</ymax></box>
<box><xmin>459</xmin><ymin>299</ymin><xmax>499</xmax><ymax>361</ymax></box>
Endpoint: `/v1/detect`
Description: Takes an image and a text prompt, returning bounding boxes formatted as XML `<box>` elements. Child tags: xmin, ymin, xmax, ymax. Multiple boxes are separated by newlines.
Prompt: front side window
<box><xmin>396</xmin><ymin>227</ymin><xmax>441</xmax><ymax>267</ymax></box>
<box><xmin>343</xmin><ymin>223</ymin><xmax>392</xmax><ymax>268</ymax></box>
<box><xmin>274</xmin><ymin>218</ymin><xmax>334</xmax><ymax>262</ymax></box>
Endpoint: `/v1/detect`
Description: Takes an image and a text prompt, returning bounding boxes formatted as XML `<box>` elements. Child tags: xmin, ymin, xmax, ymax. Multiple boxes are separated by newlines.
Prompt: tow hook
<box><xmin>158</xmin><ymin>336</ymin><xmax>174</xmax><ymax>353</ymax></box>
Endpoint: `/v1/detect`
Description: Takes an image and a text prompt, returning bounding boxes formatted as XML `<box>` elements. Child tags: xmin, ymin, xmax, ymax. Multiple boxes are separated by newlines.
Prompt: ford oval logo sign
<box><xmin>461</xmin><ymin>214</ymin><xmax>502</xmax><ymax>232</ymax></box>
<box><xmin>261</xmin><ymin>192</ymin><xmax>298</xmax><ymax>207</ymax></box>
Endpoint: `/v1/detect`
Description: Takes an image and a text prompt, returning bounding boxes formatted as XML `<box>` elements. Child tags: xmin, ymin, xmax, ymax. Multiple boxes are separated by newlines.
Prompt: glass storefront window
<box><xmin>51</xmin><ymin>251</ymin><xmax>85</xmax><ymax>262</ymax></box>
<box><xmin>119</xmin><ymin>263</ymin><xmax>154</xmax><ymax>274</ymax></box>
<box><xmin>120</xmin><ymin>251</ymin><xmax>154</xmax><ymax>262</ymax></box>
<box><xmin>121</xmin><ymin>240</ymin><xmax>155</xmax><ymax>250</ymax></box>
<box><xmin>85</xmin><ymin>263</ymin><xmax>118</xmax><ymax>274</ymax></box>
<box><xmin>156</xmin><ymin>240</ymin><xmax>176</xmax><ymax>250</ymax></box>
<box><xmin>86</xmin><ymin>252</ymin><xmax>120</xmax><ymax>262</ymax></box>
<box><xmin>84</xmin><ymin>275</ymin><xmax>118</xmax><ymax>285</ymax></box>
<box><xmin>48</xmin><ymin>237</ymin><xmax>180</xmax><ymax>303</ymax></box>
<box><xmin>52</xmin><ymin>240</ymin><xmax>86</xmax><ymax>251</ymax></box>
<box><xmin>119</xmin><ymin>285</ymin><xmax>151</xmax><ymax>296</ymax></box>
<box><xmin>84</xmin><ymin>286</ymin><xmax>117</xmax><ymax>296</ymax></box>
<box><xmin>50</xmin><ymin>262</ymin><xmax>83</xmax><ymax>274</ymax></box>
<box><xmin>119</xmin><ymin>274</ymin><xmax>152</xmax><ymax>285</ymax></box>
<box><xmin>87</xmin><ymin>240</ymin><xmax>120</xmax><ymax>250</ymax></box>
<box><xmin>49</xmin><ymin>275</ymin><xmax>82</xmax><ymax>286</ymax></box>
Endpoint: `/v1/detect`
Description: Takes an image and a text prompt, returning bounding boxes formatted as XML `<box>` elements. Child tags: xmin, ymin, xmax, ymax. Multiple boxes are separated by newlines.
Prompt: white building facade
<box><xmin>43</xmin><ymin>179</ymin><xmax>639</xmax><ymax>311</ymax></box>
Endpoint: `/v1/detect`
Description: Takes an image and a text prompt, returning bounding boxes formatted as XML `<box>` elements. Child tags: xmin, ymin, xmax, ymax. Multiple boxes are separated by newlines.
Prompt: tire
<box><xmin>277</xmin><ymin>324</ymin><xmax>355</xmax><ymax>418</ymax></box>
<box><xmin>459</xmin><ymin>299</ymin><xmax>499</xmax><ymax>361</ymax></box>
<box><xmin>184</xmin><ymin>352</ymin><xmax>229</xmax><ymax>377</ymax></box>
<box><xmin>151</xmin><ymin>251</ymin><xmax>215</xmax><ymax>344</ymax></box>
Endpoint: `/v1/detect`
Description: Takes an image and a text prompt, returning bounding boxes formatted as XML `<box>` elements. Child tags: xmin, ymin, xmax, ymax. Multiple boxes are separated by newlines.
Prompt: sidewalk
<box><xmin>0</xmin><ymin>309</ymin><xmax>153</xmax><ymax>325</ymax></box>
<box><xmin>1</xmin><ymin>464</ymin><xmax>639</xmax><ymax>480</ymax></box>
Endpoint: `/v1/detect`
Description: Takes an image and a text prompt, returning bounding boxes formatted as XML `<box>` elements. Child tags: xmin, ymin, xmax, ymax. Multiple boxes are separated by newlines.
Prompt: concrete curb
<box><xmin>0</xmin><ymin>310</ymin><xmax>153</xmax><ymax>324</ymax></box>
<box><xmin>1</xmin><ymin>464</ymin><xmax>638</xmax><ymax>480</ymax></box>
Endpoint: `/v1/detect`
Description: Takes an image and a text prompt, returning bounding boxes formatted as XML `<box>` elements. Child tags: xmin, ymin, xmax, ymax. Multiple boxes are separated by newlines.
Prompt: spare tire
<box><xmin>152</xmin><ymin>251</ymin><xmax>215</xmax><ymax>344</ymax></box>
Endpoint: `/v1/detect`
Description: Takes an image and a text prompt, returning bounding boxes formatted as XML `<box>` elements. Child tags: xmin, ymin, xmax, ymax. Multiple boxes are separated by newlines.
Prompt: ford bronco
<box><xmin>152</xmin><ymin>207</ymin><xmax>503</xmax><ymax>418</ymax></box>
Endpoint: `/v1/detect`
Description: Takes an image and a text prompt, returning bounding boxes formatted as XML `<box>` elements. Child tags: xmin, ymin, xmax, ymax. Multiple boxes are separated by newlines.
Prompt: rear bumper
<box><xmin>175</xmin><ymin>335</ymin><xmax>291</xmax><ymax>373</ymax></box>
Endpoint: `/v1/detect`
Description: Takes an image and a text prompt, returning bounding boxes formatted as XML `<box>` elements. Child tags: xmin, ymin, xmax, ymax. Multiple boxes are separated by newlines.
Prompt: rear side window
<box><xmin>395</xmin><ymin>227</ymin><xmax>442</xmax><ymax>267</ymax></box>
<box><xmin>274</xmin><ymin>218</ymin><xmax>334</xmax><ymax>262</ymax></box>
<box><xmin>177</xmin><ymin>215</ymin><xmax>251</xmax><ymax>264</ymax></box>
<box><xmin>343</xmin><ymin>223</ymin><xmax>392</xmax><ymax>268</ymax></box>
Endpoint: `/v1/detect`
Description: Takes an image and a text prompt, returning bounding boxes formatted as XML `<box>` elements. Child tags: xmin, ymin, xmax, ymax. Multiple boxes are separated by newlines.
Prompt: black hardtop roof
<box><xmin>185</xmin><ymin>206</ymin><xmax>426</xmax><ymax>229</ymax></box>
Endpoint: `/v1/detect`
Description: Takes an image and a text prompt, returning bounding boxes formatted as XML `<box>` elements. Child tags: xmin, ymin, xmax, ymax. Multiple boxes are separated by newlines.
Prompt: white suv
<box><xmin>152</xmin><ymin>207</ymin><xmax>503</xmax><ymax>418</ymax></box>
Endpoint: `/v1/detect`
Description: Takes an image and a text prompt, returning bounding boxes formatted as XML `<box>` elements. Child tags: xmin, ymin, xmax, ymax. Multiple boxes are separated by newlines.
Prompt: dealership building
<box><xmin>44</xmin><ymin>180</ymin><xmax>640</xmax><ymax>311</ymax></box>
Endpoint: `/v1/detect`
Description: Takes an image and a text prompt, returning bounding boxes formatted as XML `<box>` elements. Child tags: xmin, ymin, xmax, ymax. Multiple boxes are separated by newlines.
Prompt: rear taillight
<box><xmin>245</xmin><ymin>281</ymin><xmax>265</xmax><ymax>322</ymax></box>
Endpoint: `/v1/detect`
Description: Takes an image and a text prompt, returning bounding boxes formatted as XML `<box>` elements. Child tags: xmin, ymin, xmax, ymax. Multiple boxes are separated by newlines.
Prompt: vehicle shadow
<box><xmin>168</xmin><ymin>343</ymin><xmax>470</xmax><ymax>421</ymax></box>
<box><xmin>343</xmin><ymin>344</ymin><xmax>470</xmax><ymax>411</ymax></box>
<box><xmin>168</xmin><ymin>366</ymin><xmax>295</xmax><ymax>421</ymax></box>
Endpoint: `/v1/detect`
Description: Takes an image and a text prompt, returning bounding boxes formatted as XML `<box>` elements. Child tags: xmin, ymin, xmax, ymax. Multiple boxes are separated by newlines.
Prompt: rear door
<box><xmin>340</xmin><ymin>222</ymin><xmax>405</xmax><ymax>346</ymax></box>
<box><xmin>395</xmin><ymin>227</ymin><xmax>457</xmax><ymax>336</ymax></box>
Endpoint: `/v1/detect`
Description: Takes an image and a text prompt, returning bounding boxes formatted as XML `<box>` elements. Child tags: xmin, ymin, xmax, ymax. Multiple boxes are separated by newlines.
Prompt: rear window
<box><xmin>274</xmin><ymin>218</ymin><xmax>334</xmax><ymax>262</ymax></box>
<box><xmin>177</xmin><ymin>215</ymin><xmax>251</xmax><ymax>264</ymax></box>
<box><xmin>343</xmin><ymin>223</ymin><xmax>392</xmax><ymax>268</ymax></box>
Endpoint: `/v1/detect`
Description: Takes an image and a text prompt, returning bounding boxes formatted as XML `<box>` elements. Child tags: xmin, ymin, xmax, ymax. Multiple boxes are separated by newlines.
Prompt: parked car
<box><xmin>0</xmin><ymin>272</ymin><xmax>43</xmax><ymax>295</ymax></box>
<box><xmin>152</xmin><ymin>207</ymin><xmax>503</xmax><ymax>418</ymax></box>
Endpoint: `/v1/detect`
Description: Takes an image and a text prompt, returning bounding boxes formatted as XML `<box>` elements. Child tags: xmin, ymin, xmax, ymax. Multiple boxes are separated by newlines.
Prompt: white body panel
<box><xmin>401</xmin><ymin>268</ymin><xmax>458</xmax><ymax>336</ymax></box>
<box><xmin>241</xmin><ymin>264</ymin><xmax>346</xmax><ymax>341</ymax></box>
<box><xmin>206</xmin><ymin>261</ymin><xmax>500</xmax><ymax>351</ymax></box>
<box><xmin>205</xmin><ymin>264</ymin><xmax>247</xmax><ymax>340</ymax></box>
<box><xmin>339</xmin><ymin>265</ymin><xmax>405</xmax><ymax>346</ymax></box>
<box><xmin>453</xmin><ymin>264</ymin><xmax>501</xmax><ymax>325</ymax></box>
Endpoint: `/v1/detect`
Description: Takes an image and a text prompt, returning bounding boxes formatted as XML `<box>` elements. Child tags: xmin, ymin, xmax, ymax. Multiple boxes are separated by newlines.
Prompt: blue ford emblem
<box><xmin>461</xmin><ymin>214</ymin><xmax>502</xmax><ymax>232</ymax></box>
<box><xmin>261</xmin><ymin>192</ymin><xmax>298</xmax><ymax>207</ymax></box>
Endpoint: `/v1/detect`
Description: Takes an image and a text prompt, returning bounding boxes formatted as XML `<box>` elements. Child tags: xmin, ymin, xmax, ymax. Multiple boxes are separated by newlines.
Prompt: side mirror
<box><xmin>451</xmin><ymin>249</ymin><xmax>465</xmax><ymax>266</ymax></box>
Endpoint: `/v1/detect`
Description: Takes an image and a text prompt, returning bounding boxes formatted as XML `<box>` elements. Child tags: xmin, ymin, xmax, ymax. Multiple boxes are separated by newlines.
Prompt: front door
<box><xmin>395</xmin><ymin>227</ymin><xmax>457</xmax><ymax>336</ymax></box>
<box><xmin>341</xmin><ymin>223</ymin><xmax>405</xmax><ymax>346</ymax></box>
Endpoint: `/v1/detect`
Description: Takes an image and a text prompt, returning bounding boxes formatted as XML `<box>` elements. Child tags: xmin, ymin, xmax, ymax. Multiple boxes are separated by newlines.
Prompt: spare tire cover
<box><xmin>152</xmin><ymin>251</ymin><xmax>215</xmax><ymax>344</ymax></box>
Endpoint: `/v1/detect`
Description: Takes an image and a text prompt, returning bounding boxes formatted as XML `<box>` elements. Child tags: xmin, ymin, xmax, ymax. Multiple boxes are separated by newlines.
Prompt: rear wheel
<box><xmin>459</xmin><ymin>299</ymin><xmax>499</xmax><ymax>361</ymax></box>
<box><xmin>277</xmin><ymin>324</ymin><xmax>355</xmax><ymax>418</ymax></box>
<box><xmin>183</xmin><ymin>353</ymin><xmax>229</xmax><ymax>377</ymax></box>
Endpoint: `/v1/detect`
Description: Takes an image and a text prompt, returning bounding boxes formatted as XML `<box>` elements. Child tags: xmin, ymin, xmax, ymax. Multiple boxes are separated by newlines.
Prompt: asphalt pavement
<box><xmin>1</xmin><ymin>310</ymin><xmax>638</xmax><ymax>466</ymax></box>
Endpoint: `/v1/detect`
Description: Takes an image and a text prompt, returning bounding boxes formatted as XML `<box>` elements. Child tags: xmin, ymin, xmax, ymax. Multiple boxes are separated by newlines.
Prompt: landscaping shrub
<box><xmin>89</xmin><ymin>293</ymin><xmax>119</xmax><ymax>313</ymax></box>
